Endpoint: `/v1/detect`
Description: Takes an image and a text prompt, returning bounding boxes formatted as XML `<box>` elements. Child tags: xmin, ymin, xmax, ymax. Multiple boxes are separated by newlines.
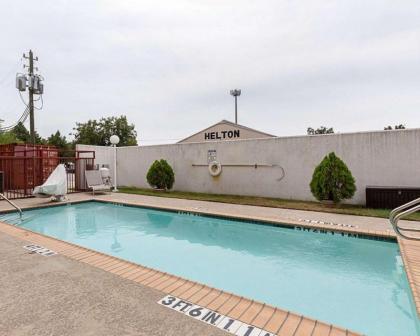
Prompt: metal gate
<box><xmin>0</xmin><ymin>149</ymin><xmax>95</xmax><ymax>199</ymax></box>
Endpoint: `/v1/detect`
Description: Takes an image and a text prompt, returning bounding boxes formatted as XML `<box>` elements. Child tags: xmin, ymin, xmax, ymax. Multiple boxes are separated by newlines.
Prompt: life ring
<box><xmin>208</xmin><ymin>161</ymin><xmax>222</xmax><ymax>177</ymax></box>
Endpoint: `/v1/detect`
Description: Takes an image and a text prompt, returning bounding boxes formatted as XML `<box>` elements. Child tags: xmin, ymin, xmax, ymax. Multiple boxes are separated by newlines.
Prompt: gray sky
<box><xmin>0</xmin><ymin>0</ymin><xmax>419</xmax><ymax>144</ymax></box>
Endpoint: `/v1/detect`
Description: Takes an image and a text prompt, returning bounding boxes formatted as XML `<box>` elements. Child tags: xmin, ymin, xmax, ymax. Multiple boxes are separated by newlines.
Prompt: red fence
<box><xmin>0</xmin><ymin>147</ymin><xmax>95</xmax><ymax>199</ymax></box>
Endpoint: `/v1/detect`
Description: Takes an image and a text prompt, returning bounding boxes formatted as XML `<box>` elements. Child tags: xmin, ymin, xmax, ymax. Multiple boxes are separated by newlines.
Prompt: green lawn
<box><xmin>118</xmin><ymin>187</ymin><xmax>420</xmax><ymax>221</ymax></box>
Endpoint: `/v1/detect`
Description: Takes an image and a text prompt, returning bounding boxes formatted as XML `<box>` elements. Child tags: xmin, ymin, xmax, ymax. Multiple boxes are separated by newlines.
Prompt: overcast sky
<box><xmin>0</xmin><ymin>0</ymin><xmax>419</xmax><ymax>144</ymax></box>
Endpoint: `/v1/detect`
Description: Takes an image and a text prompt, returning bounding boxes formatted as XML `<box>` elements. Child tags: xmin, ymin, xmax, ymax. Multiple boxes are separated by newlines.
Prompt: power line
<box><xmin>0</xmin><ymin>106</ymin><xmax>30</xmax><ymax>132</ymax></box>
<box><xmin>0</xmin><ymin>55</ymin><xmax>43</xmax><ymax>134</ymax></box>
<box><xmin>18</xmin><ymin>90</ymin><xmax>43</xmax><ymax>110</ymax></box>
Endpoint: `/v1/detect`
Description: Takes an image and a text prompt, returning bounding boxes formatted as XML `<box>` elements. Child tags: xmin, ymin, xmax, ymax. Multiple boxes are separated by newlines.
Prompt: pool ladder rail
<box><xmin>0</xmin><ymin>193</ymin><xmax>23</xmax><ymax>220</ymax></box>
<box><xmin>390</xmin><ymin>197</ymin><xmax>420</xmax><ymax>240</ymax></box>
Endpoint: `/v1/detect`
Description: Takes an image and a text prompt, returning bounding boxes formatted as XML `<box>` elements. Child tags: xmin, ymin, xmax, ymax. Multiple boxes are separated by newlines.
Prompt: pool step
<box><xmin>0</xmin><ymin>213</ymin><xmax>25</xmax><ymax>226</ymax></box>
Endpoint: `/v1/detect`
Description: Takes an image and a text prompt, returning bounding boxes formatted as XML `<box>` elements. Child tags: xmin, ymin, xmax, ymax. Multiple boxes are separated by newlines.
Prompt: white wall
<box><xmin>77</xmin><ymin>128</ymin><xmax>420</xmax><ymax>204</ymax></box>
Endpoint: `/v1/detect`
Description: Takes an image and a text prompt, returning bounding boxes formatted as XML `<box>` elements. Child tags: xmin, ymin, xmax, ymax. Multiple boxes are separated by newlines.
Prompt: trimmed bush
<box><xmin>146</xmin><ymin>159</ymin><xmax>175</xmax><ymax>190</ymax></box>
<box><xmin>310</xmin><ymin>152</ymin><xmax>356</xmax><ymax>203</ymax></box>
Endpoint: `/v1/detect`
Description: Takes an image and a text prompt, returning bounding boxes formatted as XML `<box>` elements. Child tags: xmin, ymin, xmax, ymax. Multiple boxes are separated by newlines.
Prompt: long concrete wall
<box><xmin>77</xmin><ymin>128</ymin><xmax>420</xmax><ymax>204</ymax></box>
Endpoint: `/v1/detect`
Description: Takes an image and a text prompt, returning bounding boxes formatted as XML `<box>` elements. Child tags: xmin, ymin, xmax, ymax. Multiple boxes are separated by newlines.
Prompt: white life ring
<box><xmin>208</xmin><ymin>161</ymin><xmax>222</xmax><ymax>177</ymax></box>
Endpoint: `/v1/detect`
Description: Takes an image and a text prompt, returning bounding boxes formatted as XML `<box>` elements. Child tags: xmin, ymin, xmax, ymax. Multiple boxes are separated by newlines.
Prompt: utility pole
<box><xmin>28</xmin><ymin>50</ymin><xmax>35</xmax><ymax>144</ymax></box>
<box><xmin>23</xmin><ymin>50</ymin><xmax>38</xmax><ymax>144</ymax></box>
<box><xmin>15</xmin><ymin>50</ymin><xmax>43</xmax><ymax>144</ymax></box>
<box><xmin>230</xmin><ymin>89</ymin><xmax>241</xmax><ymax>124</ymax></box>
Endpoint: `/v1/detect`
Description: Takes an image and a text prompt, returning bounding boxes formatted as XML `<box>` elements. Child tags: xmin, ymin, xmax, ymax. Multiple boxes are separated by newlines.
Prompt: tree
<box><xmin>73</xmin><ymin>115</ymin><xmax>137</xmax><ymax>146</ymax></box>
<box><xmin>310</xmin><ymin>152</ymin><xmax>356</xmax><ymax>203</ymax></box>
<box><xmin>11</xmin><ymin>122</ymin><xmax>45</xmax><ymax>144</ymax></box>
<box><xmin>47</xmin><ymin>130</ymin><xmax>68</xmax><ymax>148</ymax></box>
<box><xmin>146</xmin><ymin>159</ymin><xmax>175</xmax><ymax>190</ymax></box>
<box><xmin>0</xmin><ymin>120</ymin><xmax>18</xmax><ymax>144</ymax></box>
<box><xmin>384</xmin><ymin>124</ymin><xmax>406</xmax><ymax>130</ymax></box>
<box><xmin>12</xmin><ymin>122</ymin><xmax>30</xmax><ymax>143</ymax></box>
<box><xmin>47</xmin><ymin>130</ymin><xmax>72</xmax><ymax>157</ymax></box>
<box><xmin>307</xmin><ymin>126</ymin><xmax>334</xmax><ymax>135</ymax></box>
<box><xmin>0</xmin><ymin>131</ymin><xmax>18</xmax><ymax>144</ymax></box>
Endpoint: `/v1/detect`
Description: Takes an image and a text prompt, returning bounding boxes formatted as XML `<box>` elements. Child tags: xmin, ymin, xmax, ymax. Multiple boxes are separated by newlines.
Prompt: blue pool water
<box><xmin>2</xmin><ymin>201</ymin><xmax>419</xmax><ymax>335</ymax></box>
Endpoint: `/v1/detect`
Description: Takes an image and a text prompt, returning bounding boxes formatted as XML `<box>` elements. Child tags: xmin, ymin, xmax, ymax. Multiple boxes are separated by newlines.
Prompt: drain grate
<box><xmin>23</xmin><ymin>244</ymin><xmax>57</xmax><ymax>257</ymax></box>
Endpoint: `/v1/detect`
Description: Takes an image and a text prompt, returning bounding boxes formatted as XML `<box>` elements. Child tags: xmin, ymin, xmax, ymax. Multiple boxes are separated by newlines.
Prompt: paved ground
<box><xmin>0</xmin><ymin>232</ymin><xmax>227</xmax><ymax>336</ymax></box>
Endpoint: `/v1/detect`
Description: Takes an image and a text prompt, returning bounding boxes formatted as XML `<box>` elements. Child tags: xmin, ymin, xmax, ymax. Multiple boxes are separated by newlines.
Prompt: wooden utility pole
<box><xmin>28</xmin><ymin>50</ymin><xmax>35</xmax><ymax>144</ymax></box>
<box><xmin>23</xmin><ymin>50</ymin><xmax>38</xmax><ymax>144</ymax></box>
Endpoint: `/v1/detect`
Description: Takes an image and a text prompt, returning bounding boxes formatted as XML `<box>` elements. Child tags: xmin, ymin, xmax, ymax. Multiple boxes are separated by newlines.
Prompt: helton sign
<box><xmin>204</xmin><ymin>129</ymin><xmax>240</xmax><ymax>141</ymax></box>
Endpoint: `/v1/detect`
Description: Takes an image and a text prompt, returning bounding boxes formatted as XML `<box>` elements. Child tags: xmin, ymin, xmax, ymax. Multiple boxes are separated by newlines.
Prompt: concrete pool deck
<box><xmin>1</xmin><ymin>192</ymin><xmax>419</xmax><ymax>335</ymax></box>
<box><xmin>0</xmin><ymin>232</ymin><xmax>228</xmax><ymax>336</ymax></box>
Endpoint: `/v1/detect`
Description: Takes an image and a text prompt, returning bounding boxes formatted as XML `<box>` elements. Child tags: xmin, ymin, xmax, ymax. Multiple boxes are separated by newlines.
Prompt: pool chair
<box><xmin>85</xmin><ymin>170</ymin><xmax>112</xmax><ymax>195</ymax></box>
<box><xmin>33</xmin><ymin>164</ymin><xmax>68</xmax><ymax>201</ymax></box>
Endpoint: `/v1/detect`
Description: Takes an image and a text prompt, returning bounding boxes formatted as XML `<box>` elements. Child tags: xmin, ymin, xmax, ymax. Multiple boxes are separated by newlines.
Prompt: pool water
<box><xmin>3</xmin><ymin>201</ymin><xmax>419</xmax><ymax>335</ymax></box>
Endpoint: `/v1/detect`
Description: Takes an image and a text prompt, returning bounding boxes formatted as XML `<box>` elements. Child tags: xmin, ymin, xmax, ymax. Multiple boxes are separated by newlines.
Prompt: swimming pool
<box><xmin>2</xmin><ymin>201</ymin><xmax>419</xmax><ymax>335</ymax></box>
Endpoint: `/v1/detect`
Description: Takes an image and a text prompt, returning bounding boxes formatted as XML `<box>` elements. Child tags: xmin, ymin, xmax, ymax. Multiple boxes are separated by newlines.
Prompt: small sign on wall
<box><xmin>207</xmin><ymin>149</ymin><xmax>217</xmax><ymax>163</ymax></box>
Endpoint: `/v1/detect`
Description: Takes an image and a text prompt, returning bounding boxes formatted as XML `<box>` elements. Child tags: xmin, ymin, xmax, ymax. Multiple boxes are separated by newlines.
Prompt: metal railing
<box><xmin>0</xmin><ymin>193</ymin><xmax>22</xmax><ymax>219</ymax></box>
<box><xmin>389</xmin><ymin>197</ymin><xmax>420</xmax><ymax>240</ymax></box>
<box><xmin>0</xmin><ymin>149</ymin><xmax>95</xmax><ymax>199</ymax></box>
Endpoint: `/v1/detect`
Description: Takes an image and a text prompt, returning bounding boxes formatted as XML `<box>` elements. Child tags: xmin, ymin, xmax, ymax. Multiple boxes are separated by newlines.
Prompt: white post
<box><xmin>113</xmin><ymin>144</ymin><xmax>118</xmax><ymax>192</ymax></box>
<box><xmin>109</xmin><ymin>135</ymin><xmax>120</xmax><ymax>192</ymax></box>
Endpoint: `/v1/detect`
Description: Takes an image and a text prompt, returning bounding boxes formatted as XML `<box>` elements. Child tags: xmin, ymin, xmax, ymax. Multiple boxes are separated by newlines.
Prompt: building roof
<box><xmin>177</xmin><ymin>120</ymin><xmax>276</xmax><ymax>143</ymax></box>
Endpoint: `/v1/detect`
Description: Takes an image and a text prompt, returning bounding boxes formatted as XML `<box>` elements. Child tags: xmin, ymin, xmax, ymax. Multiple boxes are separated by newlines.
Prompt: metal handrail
<box><xmin>0</xmin><ymin>193</ymin><xmax>22</xmax><ymax>219</ymax></box>
<box><xmin>389</xmin><ymin>197</ymin><xmax>420</xmax><ymax>240</ymax></box>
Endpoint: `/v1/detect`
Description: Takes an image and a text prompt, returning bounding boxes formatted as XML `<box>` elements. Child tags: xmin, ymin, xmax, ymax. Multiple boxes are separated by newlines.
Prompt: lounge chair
<box><xmin>33</xmin><ymin>164</ymin><xmax>67</xmax><ymax>201</ymax></box>
<box><xmin>85</xmin><ymin>170</ymin><xmax>112</xmax><ymax>195</ymax></box>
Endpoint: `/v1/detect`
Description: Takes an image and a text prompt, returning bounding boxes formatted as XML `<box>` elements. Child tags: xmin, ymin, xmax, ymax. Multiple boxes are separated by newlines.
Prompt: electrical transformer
<box><xmin>34</xmin><ymin>82</ymin><xmax>44</xmax><ymax>95</ymax></box>
<box><xmin>15</xmin><ymin>75</ymin><xmax>27</xmax><ymax>91</ymax></box>
<box><xmin>24</xmin><ymin>75</ymin><xmax>44</xmax><ymax>94</ymax></box>
<box><xmin>32</xmin><ymin>75</ymin><xmax>44</xmax><ymax>94</ymax></box>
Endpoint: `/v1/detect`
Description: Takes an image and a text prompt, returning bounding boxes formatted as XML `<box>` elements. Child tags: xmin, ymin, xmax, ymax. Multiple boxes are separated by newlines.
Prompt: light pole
<box><xmin>230</xmin><ymin>89</ymin><xmax>241</xmax><ymax>124</ymax></box>
<box><xmin>110</xmin><ymin>135</ymin><xmax>120</xmax><ymax>192</ymax></box>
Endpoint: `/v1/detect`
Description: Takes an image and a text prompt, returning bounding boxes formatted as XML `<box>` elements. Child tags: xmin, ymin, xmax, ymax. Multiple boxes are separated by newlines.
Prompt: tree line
<box><xmin>0</xmin><ymin>115</ymin><xmax>137</xmax><ymax>153</ymax></box>
<box><xmin>307</xmin><ymin>124</ymin><xmax>406</xmax><ymax>135</ymax></box>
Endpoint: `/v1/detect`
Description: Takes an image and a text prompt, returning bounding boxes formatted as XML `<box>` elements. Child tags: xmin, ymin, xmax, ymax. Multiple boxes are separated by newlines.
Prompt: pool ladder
<box><xmin>389</xmin><ymin>197</ymin><xmax>420</xmax><ymax>240</ymax></box>
<box><xmin>0</xmin><ymin>193</ymin><xmax>23</xmax><ymax>219</ymax></box>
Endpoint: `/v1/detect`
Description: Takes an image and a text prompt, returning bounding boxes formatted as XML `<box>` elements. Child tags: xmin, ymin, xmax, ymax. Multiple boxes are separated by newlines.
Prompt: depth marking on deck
<box><xmin>158</xmin><ymin>295</ymin><xmax>274</xmax><ymax>336</ymax></box>
<box><xmin>23</xmin><ymin>244</ymin><xmax>57</xmax><ymax>256</ymax></box>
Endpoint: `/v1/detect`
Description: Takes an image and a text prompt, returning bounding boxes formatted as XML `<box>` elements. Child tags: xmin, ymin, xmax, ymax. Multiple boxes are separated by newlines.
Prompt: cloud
<box><xmin>0</xmin><ymin>0</ymin><xmax>419</xmax><ymax>144</ymax></box>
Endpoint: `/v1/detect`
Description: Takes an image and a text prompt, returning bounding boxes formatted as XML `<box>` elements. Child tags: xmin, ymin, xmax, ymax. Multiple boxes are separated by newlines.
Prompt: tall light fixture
<box><xmin>110</xmin><ymin>135</ymin><xmax>120</xmax><ymax>192</ymax></box>
<box><xmin>230</xmin><ymin>89</ymin><xmax>241</xmax><ymax>124</ymax></box>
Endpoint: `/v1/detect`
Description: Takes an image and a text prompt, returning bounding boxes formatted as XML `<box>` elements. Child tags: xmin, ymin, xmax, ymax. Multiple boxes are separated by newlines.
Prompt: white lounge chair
<box><xmin>85</xmin><ymin>170</ymin><xmax>112</xmax><ymax>195</ymax></box>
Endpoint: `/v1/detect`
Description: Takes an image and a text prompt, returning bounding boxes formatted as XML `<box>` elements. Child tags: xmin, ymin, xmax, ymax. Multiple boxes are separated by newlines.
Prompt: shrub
<box><xmin>310</xmin><ymin>152</ymin><xmax>356</xmax><ymax>203</ymax></box>
<box><xmin>146</xmin><ymin>159</ymin><xmax>175</xmax><ymax>190</ymax></box>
